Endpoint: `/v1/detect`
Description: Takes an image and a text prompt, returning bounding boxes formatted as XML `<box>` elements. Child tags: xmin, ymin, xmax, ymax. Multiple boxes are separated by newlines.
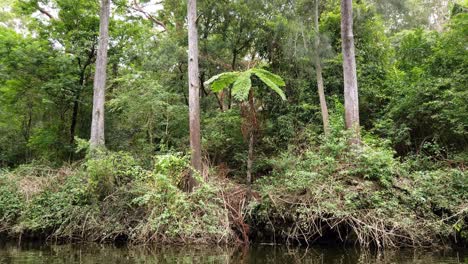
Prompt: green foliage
<box><xmin>7</xmin><ymin>168</ymin><xmax>91</xmax><ymax>233</ymax></box>
<box><xmin>0</xmin><ymin>27</ymin><xmax>74</xmax><ymax>165</ymax></box>
<box><xmin>204</xmin><ymin>72</ymin><xmax>240</xmax><ymax>92</ymax></box>
<box><xmin>0</xmin><ymin>153</ymin><xmax>235</xmax><ymax>243</ymax></box>
<box><xmin>375</xmin><ymin>19</ymin><xmax>468</xmax><ymax>154</ymax></box>
<box><xmin>107</xmin><ymin>67</ymin><xmax>189</xmax><ymax>160</ymax></box>
<box><xmin>205</xmin><ymin>68</ymin><xmax>286</xmax><ymax>102</ymax></box>
<box><xmin>131</xmin><ymin>154</ymin><xmax>232</xmax><ymax>242</ymax></box>
<box><xmin>0</xmin><ymin>173</ymin><xmax>23</xmax><ymax>227</ymax></box>
<box><xmin>74</xmin><ymin>137</ymin><xmax>90</xmax><ymax>154</ymax></box>
<box><xmin>85</xmin><ymin>151</ymin><xmax>143</xmax><ymax>198</ymax></box>
<box><xmin>252</xmin><ymin>131</ymin><xmax>467</xmax><ymax>247</ymax></box>
<box><xmin>348</xmin><ymin>145</ymin><xmax>397</xmax><ymax>187</ymax></box>
<box><xmin>0</xmin><ymin>0</ymin><xmax>466</xmax><ymax>248</ymax></box>
<box><xmin>203</xmin><ymin>110</ymin><xmax>244</xmax><ymax>167</ymax></box>
<box><xmin>205</xmin><ymin>67</ymin><xmax>287</xmax><ymax>182</ymax></box>
<box><xmin>231</xmin><ymin>71</ymin><xmax>253</xmax><ymax>101</ymax></box>
<box><xmin>251</xmin><ymin>68</ymin><xmax>287</xmax><ymax>101</ymax></box>
<box><xmin>263</xmin><ymin>128</ymin><xmax>398</xmax><ymax>187</ymax></box>
<box><xmin>152</xmin><ymin>153</ymin><xmax>189</xmax><ymax>186</ymax></box>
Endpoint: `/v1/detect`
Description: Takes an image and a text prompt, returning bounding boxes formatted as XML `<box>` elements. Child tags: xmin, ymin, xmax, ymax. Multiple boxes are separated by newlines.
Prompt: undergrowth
<box><xmin>249</xmin><ymin>129</ymin><xmax>467</xmax><ymax>248</ymax></box>
<box><xmin>0</xmin><ymin>131</ymin><xmax>466</xmax><ymax>248</ymax></box>
<box><xmin>0</xmin><ymin>152</ymin><xmax>237</xmax><ymax>244</ymax></box>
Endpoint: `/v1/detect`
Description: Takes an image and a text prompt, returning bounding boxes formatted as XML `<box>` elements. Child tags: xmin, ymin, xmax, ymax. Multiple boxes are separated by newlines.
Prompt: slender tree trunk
<box><xmin>227</xmin><ymin>49</ymin><xmax>238</xmax><ymax>110</ymax></box>
<box><xmin>23</xmin><ymin>103</ymin><xmax>33</xmax><ymax>161</ymax></box>
<box><xmin>246</xmin><ymin>90</ymin><xmax>256</xmax><ymax>194</ymax></box>
<box><xmin>246</xmin><ymin>129</ymin><xmax>254</xmax><ymax>190</ymax></box>
<box><xmin>69</xmin><ymin>64</ymin><xmax>89</xmax><ymax>161</ymax></box>
<box><xmin>90</xmin><ymin>0</ymin><xmax>110</xmax><ymax>149</ymax></box>
<box><xmin>70</xmin><ymin>71</ymin><xmax>85</xmax><ymax>146</ymax></box>
<box><xmin>70</xmin><ymin>96</ymin><xmax>79</xmax><ymax>144</ymax></box>
<box><xmin>187</xmin><ymin>0</ymin><xmax>202</xmax><ymax>191</ymax></box>
<box><xmin>70</xmin><ymin>44</ymin><xmax>95</xmax><ymax>152</ymax></box>
<box><xmin>341</xmin><ymin>0</ymin><xmax>360</xmax><ymax>140</ymax></box>
<box><xmin>314</xmin><ymin>0</ymin><xmax>330</xmax><ymax>136</ymax></box>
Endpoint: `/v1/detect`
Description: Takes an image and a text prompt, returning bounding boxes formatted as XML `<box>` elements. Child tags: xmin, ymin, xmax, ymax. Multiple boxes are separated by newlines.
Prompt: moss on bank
<box><xmin>0</xmin><ymin>134</ymin><xmax>466</xmax><ymax>248</ymax></box>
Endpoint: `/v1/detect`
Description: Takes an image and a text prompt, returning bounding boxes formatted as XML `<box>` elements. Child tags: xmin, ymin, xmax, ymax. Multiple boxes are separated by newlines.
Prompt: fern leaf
<box><xmin>204</xmin><ymin>72</ymin><xmax>239</xmax><ymax>92</ymax></box>
<box><xmin>232</xmin><ymin>71</ymin><xmax>252</xmax><ymax>101</ymax></box>
<box><xmin>253</xmin><ymin>71</ymin><xmax>287</xmax><ymax>101</ymax></box>
<box><xmin>251</xmin><ymin>68</ymin><xmax>286</xmax><ymax>87</ymax></box>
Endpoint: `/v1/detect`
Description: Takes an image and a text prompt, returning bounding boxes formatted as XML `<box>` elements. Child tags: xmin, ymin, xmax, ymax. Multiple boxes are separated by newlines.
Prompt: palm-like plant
<box><xmin>205</xmin><ymin>68</ymin><xmax>286</xmax><ymax>189</ymax></box>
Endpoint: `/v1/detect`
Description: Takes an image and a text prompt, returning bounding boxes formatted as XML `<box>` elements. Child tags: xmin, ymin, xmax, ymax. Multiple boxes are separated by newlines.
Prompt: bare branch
<box><xmin>131</xmin><ymin>0</ymin><xmax>167</xmax><ymax>31</ymax></box>
<box><xmin>37</xmin><ymin>6</ymin><xmax>53</xmax><ymax>19</ymax></box>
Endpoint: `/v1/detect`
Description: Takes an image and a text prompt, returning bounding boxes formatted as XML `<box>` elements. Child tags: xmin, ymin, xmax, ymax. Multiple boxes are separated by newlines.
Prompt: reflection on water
<box><xmin>0</xmin><ymin>242</ymin><xmax>466</xmax><ymax>264</ymax></box>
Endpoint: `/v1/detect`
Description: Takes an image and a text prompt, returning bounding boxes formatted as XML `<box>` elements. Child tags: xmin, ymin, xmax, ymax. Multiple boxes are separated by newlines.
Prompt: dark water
<box><xmin>0</xmin><ymin>242</ymin><xmax>466</xmax><ymax>264</ymax></box>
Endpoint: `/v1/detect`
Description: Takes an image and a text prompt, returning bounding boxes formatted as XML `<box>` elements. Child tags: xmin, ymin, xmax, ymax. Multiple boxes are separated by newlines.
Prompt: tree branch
<box><xmin>37</xmin><ymin>6</ymin><xmax>53</xmax><ymax>19</ymax></box>
<box><xmin>131</xmin><ymin>0</ymin><xmax>167</xmax><ymax>31</ymax></box>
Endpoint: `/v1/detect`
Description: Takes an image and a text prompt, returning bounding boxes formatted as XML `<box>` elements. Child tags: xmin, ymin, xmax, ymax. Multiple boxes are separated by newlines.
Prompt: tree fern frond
<box><xmin>253</xmin><ymin>71</ymin><xmax>287</xmax><ymax>101</ymax></box>
<box><xmin>204</xmin><ymin>72</ymin><xmax>239</xmax><ymax>92</ymax></box>
<box><xmin>251</xmin><ymin>68</ymin><xmax>286</xmax><ymax>87</ymax></box>
<box><xmin>231</xmin><ymin>71</ymin><xmax>252</xmax><ymax>101</ymax></box>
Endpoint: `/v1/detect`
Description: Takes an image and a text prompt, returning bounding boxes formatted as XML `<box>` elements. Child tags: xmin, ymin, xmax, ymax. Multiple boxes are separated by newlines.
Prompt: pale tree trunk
<box><xmin>90</xmin><ymin>0</ymin><xmax>110</xmax><ymax>149</ymax></box>
<box><xmin>314</xmin><ymin>0</ymin><xmax>330</xmax><ymax>136</ymax></box>
<box><xmin>187</xmin><ymin>0</ymin><xmax>202</xmax><ymax>191</ymax></box>
<box><xmin>341</xmin><ymin>0</ymin><xmax>360</xmax><ymax>141</ymax></box>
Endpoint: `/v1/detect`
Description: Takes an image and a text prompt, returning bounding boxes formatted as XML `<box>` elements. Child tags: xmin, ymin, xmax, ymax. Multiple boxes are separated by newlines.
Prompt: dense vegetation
<box><xmin>0</xmin><ymin>0</ymin><xmax>466</xmax><ymax>248</ymax></box>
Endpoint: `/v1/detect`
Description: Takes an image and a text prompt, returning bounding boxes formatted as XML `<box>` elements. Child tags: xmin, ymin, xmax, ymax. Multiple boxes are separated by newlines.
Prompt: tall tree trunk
<box><xmin>187</xmin><ymin>0</ymin><xmax>202</xmax><ymax>191</ymax></box>
<box><xmin>70</xmin><ymin>44</ymin><xmax>95</xmax><ymax>152</ymax></box>
<box><xmin>246</xmin><ymin>89</ymin><xmax>256</xmax><ymax>194</ymax></box>
<box><xmin>314</xmin><ymin>0</ymin><xmax>330</xmax><ymax>136</ymax></box>
<box><xmin>69</xmin><ymin>65</ymin><xmax>88</xmax><ymax>161</ymax></box>
<box><xmin>70</xmin><ymin>71</ymin><xmax>84</xmax><ymax>146</ymax></box>
<box><xmin>341</xmin><ymin>0</ymin><xmax>360</xmax><ymax>140</ymax></box>
<box><xmin>90</xmin><ymin>0</ymin><xmax>110</xmax><ymax>149</ymax></box>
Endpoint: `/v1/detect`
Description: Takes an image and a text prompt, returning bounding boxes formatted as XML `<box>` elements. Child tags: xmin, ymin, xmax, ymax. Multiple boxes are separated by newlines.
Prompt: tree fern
<box><xmin>205</xmin><ymin>68</ymin><xmax>286</xmax><ymax>101</ymax></box>
<box><xmin>205</xmin><ymin>68</ymin><xmax>287</xmax><ymax>189</ymax></box>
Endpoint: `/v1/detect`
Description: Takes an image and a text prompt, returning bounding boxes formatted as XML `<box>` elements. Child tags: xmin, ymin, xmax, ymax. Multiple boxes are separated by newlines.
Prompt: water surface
<box><xmin>0</xmin><ymin>242</ymin><xmax>466</xmax><ymax>263</ymax></box>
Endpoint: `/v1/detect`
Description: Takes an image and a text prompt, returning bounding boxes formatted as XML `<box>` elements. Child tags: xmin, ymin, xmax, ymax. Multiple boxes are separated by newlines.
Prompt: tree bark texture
<box><xmin>341</xmin><ymin>0</ymin><xmax>360</xmax><ymax>137</ymax></box>
<box><xmin>90</xmin><ymin>0</ymin><xmax>110</xmax><ymax>148</ymax></box>
<box><xmin>187</xmin><ymin>0</ymin><xmax>202</xmax><ymax>190</ymax></box>
<box><xmin>314</xmin><ymin>0</ymin><xmax>330</xmax><ymax>136</ymax></box>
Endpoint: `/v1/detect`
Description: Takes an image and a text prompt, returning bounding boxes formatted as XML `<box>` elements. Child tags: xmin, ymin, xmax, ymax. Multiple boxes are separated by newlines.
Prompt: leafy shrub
<box><xmin>18</xmin><ymin>171</ymin><xmax>90</xmax><ymax>233</ymax></box>
<box><xmin>348</xmin><ymin>145</ymin><xmax>397</xmax><ymax>187</ymax></box>
<box><xmin>269</xmin><ymin>126</ymin><xmax>398</xmax><ymax>186</ymax></box>
<box><xmin>131</xmin><ymin>153</ymin><xmax>234</xmax><ymax>243</ymax></box>
<box><xmin>203</xmin><ymin>110</ymin><xmax>244</xmax><ymax>168</ymax></box>
<box><xmin>251</xmin><ymin>129</ymin><xmax>466</xmax><ymax>247</ymax></box>
<box><xmin>85</xmin><ymin>151</ymin><xmax>144</xmax><ymax>198</ymax></box>
<box><xmin>152</xmin><ymin>153</ymin><xmax>189</xmax><ymax>185</ymax></box>
<box><xmin>0</xmin><ymin>172</ymin><xmax>24</xmax><ymax>228</ymax></box>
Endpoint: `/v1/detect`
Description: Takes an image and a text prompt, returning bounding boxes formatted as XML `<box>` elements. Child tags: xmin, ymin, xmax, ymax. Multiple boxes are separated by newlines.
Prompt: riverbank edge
<box><xmin>1</xmin><ymin>149</ymin><xmax>466</xmax><ymax>248</ymax></box>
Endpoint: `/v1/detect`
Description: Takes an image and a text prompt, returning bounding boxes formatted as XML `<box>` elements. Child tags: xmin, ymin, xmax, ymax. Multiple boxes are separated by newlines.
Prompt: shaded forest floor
<box><xmin>0</xmin><ymin>134</ymin><xmax>466</xmax><ymax>249</ymax></box>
